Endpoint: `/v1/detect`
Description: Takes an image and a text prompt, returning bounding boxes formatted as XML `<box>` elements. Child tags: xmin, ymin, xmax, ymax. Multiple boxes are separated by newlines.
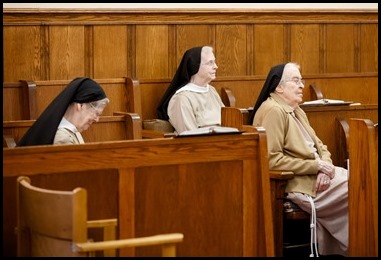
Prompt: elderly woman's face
<box><xmin>77</xmin><ymin>103</ymin><xmax>104</xmax><ymax>132</ymax></box>
<box><xmin>276</xmin><ymin>66</ymin><xmax>305</xmax><ymax>108</ymax></box>
<box><xmin>197</xmin><ymin>49</ymin><xmax>218</xmax><ymax>83</ymax></box>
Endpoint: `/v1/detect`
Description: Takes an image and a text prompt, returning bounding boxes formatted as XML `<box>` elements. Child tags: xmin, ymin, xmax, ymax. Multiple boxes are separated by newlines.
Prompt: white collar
<box><xmin>175</xmin><ymin>83</ymin><xmax>210</xmax><ymax>94</ymax></box>
<box><xmin>58</xmin><ymin>117</ymin><xmax>79</xmax><ymax>133</ymax></box>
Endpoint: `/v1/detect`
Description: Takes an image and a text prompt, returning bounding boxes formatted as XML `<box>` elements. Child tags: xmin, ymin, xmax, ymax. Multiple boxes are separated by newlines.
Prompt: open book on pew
<box><xmin>300</xmin><ymin>98</ymin><xmax>353</xmax><ymax>107</ymax></box>
<box><xmin>177</xmin><ymin>126</ymin><xmax>242</xmax><ymax>137</ymax></box>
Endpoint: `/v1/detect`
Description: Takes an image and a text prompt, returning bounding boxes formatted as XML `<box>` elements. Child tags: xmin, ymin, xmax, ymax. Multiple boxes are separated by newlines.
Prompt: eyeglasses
<box><xmin>201</xmin><ymin>60</ymin><xmax>217</xmax><ymax>66</ymax></box>
<box><xmin>284</xmin><ymin>78</ymin><xmax>305</xmax><ymax>86</ymax></box>
<box><xmin>88</xmin><ymin>103</ymin><xmax>102</xmax><ymax>117</ymax></box>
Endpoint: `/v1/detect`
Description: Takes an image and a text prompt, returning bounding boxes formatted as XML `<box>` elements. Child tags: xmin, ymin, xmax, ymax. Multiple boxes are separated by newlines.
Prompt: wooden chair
<box><xmin>16</xmin><ymin>176</ymin><xmax>184</xmax><ymax>257</ymax></box>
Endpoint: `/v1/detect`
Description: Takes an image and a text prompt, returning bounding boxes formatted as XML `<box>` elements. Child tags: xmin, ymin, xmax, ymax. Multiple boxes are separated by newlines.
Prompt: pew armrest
<box><xmin>113</xmin><ymin>111</ymin><xmax>143</xmax><ymax>139</ymax></box>
<box><xmin>309</xmin><ymin>83</ymin><xmax>324</xmax><ymax>100</ymax></box>
<box><xmin>3</xmin><ymin>134</ymin><xmax>16</xmax><ymax>148</ymax></box>
<box><xmin>221</xmin><ymin>87</ymin><xmax>236</xmax><ymax>107</ymax></box>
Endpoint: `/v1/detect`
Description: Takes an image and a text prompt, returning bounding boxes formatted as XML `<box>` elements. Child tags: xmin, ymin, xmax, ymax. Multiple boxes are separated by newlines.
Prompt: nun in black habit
<box><xmin>17</xmin><ymin>77</ymin><xmax>108</xmax><ymax>146</ymax></box>
<box><xmin>251</xmin><ymin>62</ymin><xmax>349</xmax><ymax>257</ymax></box>
<box><xmin>156</xmin><ymin>46</ymin><xmax>224</xmax><ymax>134</ymax></box>
<box><xmin>249</xmin><ymin>63</ymin><xmax>286</xmax><ymax>124</ymax></box>
<box><xmin>156</xmin><ymin>46</ymin><xmax>203</xmax><ymax>121</ymax></box>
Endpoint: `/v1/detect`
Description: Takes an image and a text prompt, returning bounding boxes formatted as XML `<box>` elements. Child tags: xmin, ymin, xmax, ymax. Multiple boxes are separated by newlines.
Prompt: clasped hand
<box><xmin>318</xmin><ymin>159</ymin><xmax>335</xmax><ymax>179</ymax></box>
<box><xmin>316</xmin><ymin>172</ymin><xmax>331</xmax><ymax>192</ymax></box>
<box><xmin>316</xmin><ymin>160</ymin><xmax>335</xmax><ymax>192</ymax></box>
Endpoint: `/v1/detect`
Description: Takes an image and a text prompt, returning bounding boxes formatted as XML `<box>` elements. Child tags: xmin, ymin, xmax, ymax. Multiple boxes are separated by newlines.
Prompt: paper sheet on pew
<box><xmin>300</xmin><ymin>98</ymin><xmax>353</xmax><ymax>106</ymax></box>
<box><xmin>177</xmin><ymin>126</ymin><xmax>242</xmax><ymax>137</ymax></box>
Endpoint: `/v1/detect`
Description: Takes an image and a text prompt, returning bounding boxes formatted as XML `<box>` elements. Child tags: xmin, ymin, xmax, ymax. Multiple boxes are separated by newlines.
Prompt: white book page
<box><xmin>178</xmin><ymin>126</ymin><xmax>239</xmax><ymax>136</ymax></box>
<box><xmin>302</xmin><ymin>99</ymin><xmax>345</xmax><ymax>105</ymax></box>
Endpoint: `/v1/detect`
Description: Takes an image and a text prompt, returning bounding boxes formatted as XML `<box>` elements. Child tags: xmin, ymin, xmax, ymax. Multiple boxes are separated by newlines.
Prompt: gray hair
<box><xmin>89</xmin><ymin>97</ymin><xmax>110</xmax><ymax>109</ymax></box>
<box><xmin>280</xmin><ymin>62</ymin><xmax>300</xmax><ymax>83</ymax></box>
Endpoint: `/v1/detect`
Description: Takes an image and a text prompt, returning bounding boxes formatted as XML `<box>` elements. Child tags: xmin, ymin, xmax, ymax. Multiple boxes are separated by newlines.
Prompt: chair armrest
<box><xmin>269</xmin><ymin>170</ymin><xmax>294</xmax><ymax>180</ymax></box>
<box><xmin>3</xmin><ymin>134</ymin><xmax>16</xmax><ymax>148</ymax></box>
<box><xmin>87</xmin><ymin>218</ymin><xmax>117</xmax><ymax>228</ymax></box>
<box><xmin>75</xmin><ymin>233</ymin><xmax>184</xmax><ymax>257</ymax></box>
<box><xmin>269</xmin><ymin>170</ymin><xmax>293</xmax><ymax>199</ymax></box>
<box><xmin>87</xmin><ymin>218</ymin><xmax>118</xmax><ymax>256</ymax></box>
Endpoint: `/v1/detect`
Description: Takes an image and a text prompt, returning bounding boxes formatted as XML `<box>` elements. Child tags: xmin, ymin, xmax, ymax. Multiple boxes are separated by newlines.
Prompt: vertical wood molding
<box><xmin>284</xmin><ymin>24</ymin><xmax>291</xmax><ymax>62</ymax></box>
<box><xmin>127</xmin><ymin>25</ymin><xmax>136</xmax><ymax>78</ymax></box>
<box><xmin>354</xmin><ymin>24</ymin><xmax>361</xmax><ymax>73</ymax></box>
<box><xmin>319</xmin><ymin>24</ymin><xmax>327</xmax><ymax>74</ymax></box>
<box><xmin>40</xmin><ymin>25</ymin><xmax>49</xmax><ymax>80</ymax></box>
<box><xmin>246</xmin><ymin>24</ymin><xmax>254</xmax><ymax>75</ymax></box>
<box><xmin>168</xmin><ymin>25</ymin><xmax>177</xmax><ymax>79</ymax></box>
<box><xmin>84</xmin><ymin>25</ymin><xmax>94</xmax><ymax>78</ymax></box>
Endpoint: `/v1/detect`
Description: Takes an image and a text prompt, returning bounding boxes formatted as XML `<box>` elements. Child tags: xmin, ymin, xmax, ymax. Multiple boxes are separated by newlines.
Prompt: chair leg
<box><xmin>161</xmin><ymin>244</ymin><xmax>176</xmax><ymax>257</ymax></box>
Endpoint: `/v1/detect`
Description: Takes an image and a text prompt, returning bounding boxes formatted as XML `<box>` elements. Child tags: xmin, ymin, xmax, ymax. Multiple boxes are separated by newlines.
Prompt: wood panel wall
<box><xmin>3</xmin><ymin>9</ymin><xmax>378</xmax><ymax>123</ymax></box>
<box><xmin>3</xmin><ymin>9</ymin><xmax>378</xmax><ymax>82</ymax></box>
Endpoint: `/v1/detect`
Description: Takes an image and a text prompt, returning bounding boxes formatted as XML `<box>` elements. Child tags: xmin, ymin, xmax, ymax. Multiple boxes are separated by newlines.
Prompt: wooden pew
<box><xmin>3</xmin><ymin>132</ymin><xmax>275</xmax><ymax>257</ymax></box>
<box><xmin>221</xmin><ymin>101</ymin><xmax>378</xmax><ymax>167</ymax></box>
<box><xmin>3</xmin><ymin>77</ymin><xmax>171</xmax><ymax>139</ymax></box>
<box><xmin>348</xmin><ymin>118</ymin><xmax>378</xmax><ymax>257</ymax></box>
<box><xmin>135</xmin><ymin>73</ymin><xmax>378</xmax><ymax>120</ymax></box>
<box><xmin>335</xmin><ymin>117</ymin><xmax>350</xmax><ymax>169</ymax></box>
<box><xmin>3</xmin><ymin>77</ymin><xmax>142</xmax><ymax>121</ymax></box>
<box><xmin>221</xmin><ymin>106</ymin><xmax>297</xmax><ymax>257</ymax></box>
<box><xmin>222</xmin><ymin>106</ymin><xmax>379</xmax><ymax>256</ymax></box>
<box><xmin>3</xmin><ymin>112</ymin><xmax>142</xmax><ymax>147</ymax></box>
<box><xmin>3</xmin><ymin>81</ymin><xmax>32</xmax><ymax>121</ymax></box>
<box><xmin>302</xmin><ymin>104</ymin><xmax>378</xmax><ymax>166</ymax></box>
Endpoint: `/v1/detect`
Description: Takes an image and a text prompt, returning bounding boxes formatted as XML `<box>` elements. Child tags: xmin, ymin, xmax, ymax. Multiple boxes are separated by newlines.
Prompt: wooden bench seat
<box><xmin>4</xmin><ymin>131</ymin><xmax>275</xmax><ymax>257</ymax></box>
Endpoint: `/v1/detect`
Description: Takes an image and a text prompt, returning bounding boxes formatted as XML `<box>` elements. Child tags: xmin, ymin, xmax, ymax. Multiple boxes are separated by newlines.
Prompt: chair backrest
<box><xmin>17</xmin><ymin>176</ymin><xmax>88</xmax><ymax>257</ymax></box>
<box><xmin>16</xmin><ymin>176</ymin><xmax>183</xmax><ymax>257</ymax></box>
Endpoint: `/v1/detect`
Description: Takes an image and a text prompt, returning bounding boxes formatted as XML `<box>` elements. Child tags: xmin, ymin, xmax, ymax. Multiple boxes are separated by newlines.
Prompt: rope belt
<box><xmin>306</xmin><ymin>194</ymin><xmax>319</xmax><ymax>257</ymax></box>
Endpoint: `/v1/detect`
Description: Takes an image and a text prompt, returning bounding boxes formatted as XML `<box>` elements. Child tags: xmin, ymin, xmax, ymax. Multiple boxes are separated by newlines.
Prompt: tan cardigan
<box><xmin>253</xmin><ymin>93</ymin><xmax>332</xmax><ymax>197</ymax></box>
<box><xmin>53</xmin><ymin>128</ymin><xmax>82</xmax><ymax>145</ymax></box>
